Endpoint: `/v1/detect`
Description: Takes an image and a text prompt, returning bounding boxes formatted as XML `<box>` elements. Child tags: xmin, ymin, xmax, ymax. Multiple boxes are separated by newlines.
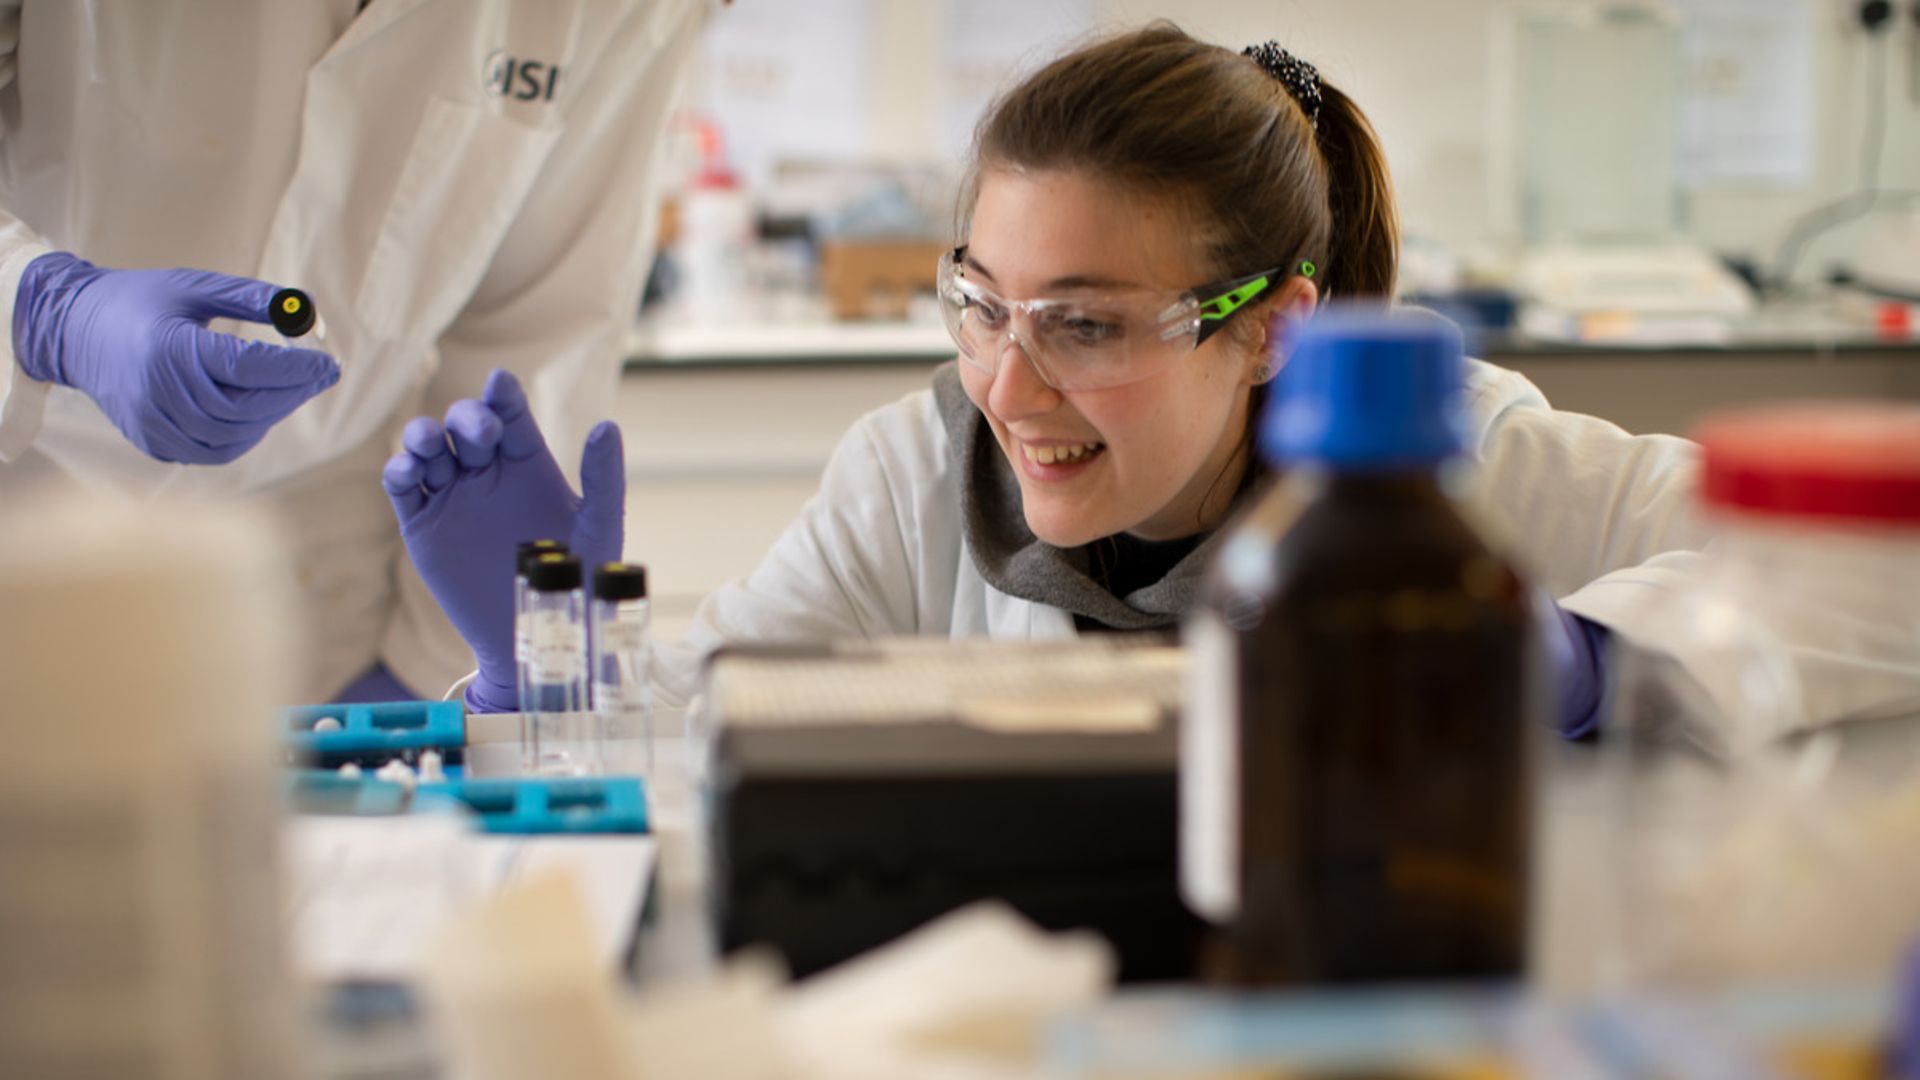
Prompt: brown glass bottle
<box><xmin>1181</xmin><ymin>311</ymin><xmax>1535</xmax><ymax>986</ymax></box>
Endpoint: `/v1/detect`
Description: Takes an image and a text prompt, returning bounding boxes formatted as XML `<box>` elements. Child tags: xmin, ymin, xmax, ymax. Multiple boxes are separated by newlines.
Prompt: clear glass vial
<box><xmin>523</xmin><ymin>552</ymin><xmax>592</xmax><ymax>777</ymax></box>
<box><xmin>514</xmin><ymin>539</ymin><xmax>568</xmax><ymax>741</ymax></box>
<box><xmin>590</xmin><ymin>562</ymin><xmax>652</xmax><ymax>781</ymax></box>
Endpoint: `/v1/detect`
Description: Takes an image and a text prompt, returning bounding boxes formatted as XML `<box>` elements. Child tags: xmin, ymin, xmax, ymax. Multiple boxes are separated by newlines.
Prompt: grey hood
<box><xmin>931</xmin><ymin>362</ymin><xmax>1247</xmax><ymax>630</ymax></box>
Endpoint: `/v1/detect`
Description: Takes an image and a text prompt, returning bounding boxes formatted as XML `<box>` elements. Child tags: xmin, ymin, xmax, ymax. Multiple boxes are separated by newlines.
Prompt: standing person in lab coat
<box><xmin>386</xmin><ymin>23</ymin><xmax>1717</xmax><ymax>727</ymax></box>
<box><xmin>0</xmin><ymin>0</ymin><xmax>710</xmax><ymax>704</ymax></box>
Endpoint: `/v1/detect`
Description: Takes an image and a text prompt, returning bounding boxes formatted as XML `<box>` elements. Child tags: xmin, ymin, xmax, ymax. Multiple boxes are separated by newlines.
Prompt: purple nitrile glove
<box><xmin>382</xmin><ymin>368</ymin><xmax>625</xmax><ymax>714</ymax></box>
<box><xmin>12</xmin><ymin>252</ymin><xmax>339</xmax><ymax>464</ymax></box>
<box><xmin>1893</xmin><ymin>938</ymin><xmax>1920</xmax><ymax>1080</ymax></box>
<box><xmin>1544</xmin><ymin>599</ymin><xmax>1611</xmax><ymax>739</ymax></box>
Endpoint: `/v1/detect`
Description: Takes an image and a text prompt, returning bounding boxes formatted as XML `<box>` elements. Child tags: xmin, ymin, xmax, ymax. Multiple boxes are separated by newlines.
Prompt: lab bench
<box><xmin>360</xmin><ymin>709</ymin><xmax>1899</xmax><ymax>1078</ymax></box>
<box><xmin>297</xmin><ymin>713</ymin><xmax>1896</xmax><ymax>1077</ymax></box>
<box><xmin>455</xmin><ymin>711</ymin><xmax>1593</xmax><ymax>988</ymax></box>
<box><xmin>614</xmin><ymin>312</ymin><xmax>1920</xmax><ymax>642</ymax></box>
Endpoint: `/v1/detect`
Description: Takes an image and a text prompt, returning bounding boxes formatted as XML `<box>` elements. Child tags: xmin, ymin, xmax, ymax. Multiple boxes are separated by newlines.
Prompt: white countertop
<box><xmin>625</xmin><ymin>297</ymin><xmax>1920</xmax><ymax>367</ymax></box>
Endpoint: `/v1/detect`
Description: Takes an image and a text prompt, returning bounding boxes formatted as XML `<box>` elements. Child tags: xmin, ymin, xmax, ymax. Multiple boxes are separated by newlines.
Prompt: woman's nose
<box><xmin>987</xmin><ymin>331</ymin><xmax>1062</xmax><ymax>421</ymax></box>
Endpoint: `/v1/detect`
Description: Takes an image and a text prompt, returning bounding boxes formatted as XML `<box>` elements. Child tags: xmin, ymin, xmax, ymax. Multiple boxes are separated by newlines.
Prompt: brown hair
<box><xmin>959</xmin><ymin>22</ymin><xmax>1399</xmax><ymax>305</ymax></box>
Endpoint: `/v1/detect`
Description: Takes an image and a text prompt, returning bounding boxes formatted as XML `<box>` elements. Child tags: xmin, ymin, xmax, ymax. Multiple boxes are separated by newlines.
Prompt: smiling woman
<box><xmin>952</xmin><ymin>168</ymin><xmax>1275</xmax><ymax>548</ymax></box>
<box><xmin>390</xmin><ymin>22</ymin><xmax>1711</xmax><ymax>738</ymax></box>
<box><xmin>937</xmin><ymin>23</ymin><xmax>1403</xmax><ymax>554</ymax></box>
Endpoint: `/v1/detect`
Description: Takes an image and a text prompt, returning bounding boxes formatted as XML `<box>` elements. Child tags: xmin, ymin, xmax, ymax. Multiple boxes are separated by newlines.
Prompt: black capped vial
<box><xmin>590</xmin><ymin>563</ymin><xmax>652</xmax><ymax>779</ymax></box>
<box><xmin>268</xmin><ymin>287</ymin><xmax>325</xmax><ymax>343</ymax></box>
<box><xmin>515</xmin><ymin>540</ymin><xmax>569</xmax><ymax>748</ymax></box>
<box><xmin>525</xmin><ymin>553</ymin><xmax>591</xmax><ymax>776</ymax></box>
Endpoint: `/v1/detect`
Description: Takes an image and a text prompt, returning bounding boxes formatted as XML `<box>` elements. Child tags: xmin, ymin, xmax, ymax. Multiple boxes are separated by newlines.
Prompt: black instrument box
<box><xmin>705</xmin><ymin>640</ymin><xmax>1203</xmax><ymax>980</ymax></box>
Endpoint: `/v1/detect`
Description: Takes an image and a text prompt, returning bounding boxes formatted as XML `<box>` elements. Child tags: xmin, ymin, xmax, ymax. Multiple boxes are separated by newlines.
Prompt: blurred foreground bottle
<box><xmin>1183</xmin><ymin>308</ymin><xmax>1537</xmax><ymax>985</ymax></box>
<box><xmin>0</xmin><ymin>493</ymin><xmax>304</xmax><ymax>1077</ymax></box>
<box><xmin>1613</xmin><ymin>402</ymin><xmax>1920</xmax><ymax>746</ymax></box>
<box><xmin>1604</xmin><ymin>403</ymin><xmax>1920</xmax><ymax>987</ymax></box>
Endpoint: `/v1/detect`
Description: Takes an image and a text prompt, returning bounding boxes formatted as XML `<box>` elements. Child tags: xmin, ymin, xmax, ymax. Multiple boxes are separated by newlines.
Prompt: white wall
<box><xmin>843</xmin><ymin>0</ymin><xmax>1920</xmax><ymax>264</ymax></box>
<box><xmin>650</xmin><ymin>3</ymin><xmax>1920</xmax><ymax>633</ymax></box>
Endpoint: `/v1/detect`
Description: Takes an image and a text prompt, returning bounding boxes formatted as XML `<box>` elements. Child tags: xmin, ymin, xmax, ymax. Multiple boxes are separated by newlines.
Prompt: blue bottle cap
<box><xmin>1259</xmin><ymin>307</ymin><xmax>1470</xmax><ymax>469</ymax></box>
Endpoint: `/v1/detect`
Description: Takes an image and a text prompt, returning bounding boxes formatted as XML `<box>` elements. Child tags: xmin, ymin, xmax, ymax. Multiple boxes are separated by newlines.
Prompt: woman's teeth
<box><xmin>1022</xmin><ymin>441</ymin><xmax>1104</xmax><ymax>466</ymax></box>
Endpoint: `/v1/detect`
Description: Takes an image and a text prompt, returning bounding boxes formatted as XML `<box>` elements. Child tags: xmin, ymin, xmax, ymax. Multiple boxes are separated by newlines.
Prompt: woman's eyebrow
<box><xmin>1045</xmin><ymin>272</ymin><xmax>1140</xmax><ymax>291</ymax></box>
<box><xmin>964</xmin><ymin>252</ymin><xmax>1140</xmax><ymax>291</ymax></box>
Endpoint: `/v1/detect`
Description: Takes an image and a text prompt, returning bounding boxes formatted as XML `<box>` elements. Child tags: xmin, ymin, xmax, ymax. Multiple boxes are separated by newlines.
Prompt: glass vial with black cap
<box><xmin>524</xmin><ymin>552</ymin><xmax>591</xmax><ymax>777</ymax></box>
<box><xmin>515</xmin><ymin>539</ymin><xmax>568</xmax><ymax>745</ymax></box>
<box><xmin>590</xmin><ymin>562</ymin><xmax>651</xmax><ymax>782</ymax></box>
<box><xmin>268</xmin><ymin>287</ymin><xmax>326</xmax><ymax>346</ymax></box>
<box><xmin>1182</xmin><ymin>308</ymin><xmax>1538</xmax><ymax>986</ymax></box>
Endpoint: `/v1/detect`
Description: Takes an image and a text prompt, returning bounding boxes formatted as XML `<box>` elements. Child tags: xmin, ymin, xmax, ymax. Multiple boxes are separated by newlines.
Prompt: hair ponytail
<box><xmin>966</xmin><ymin>23</ymin><xmax>1402</xmax><ymax>309</ymax></box>
<box><xmin>1312</xmin><ymin>83</ymin><xmax>1399</xmax><ymax>300</ymax></box>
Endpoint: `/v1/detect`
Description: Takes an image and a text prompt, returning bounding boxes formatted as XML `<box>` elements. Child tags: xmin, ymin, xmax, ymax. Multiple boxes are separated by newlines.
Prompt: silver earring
<box><xmin>1254</xmin><ymin>362</ymin><xmax>1274</xmax><ymax>383</ymax></box>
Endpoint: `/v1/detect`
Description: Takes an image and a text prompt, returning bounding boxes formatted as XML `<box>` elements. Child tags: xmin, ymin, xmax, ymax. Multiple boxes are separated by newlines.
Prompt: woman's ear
<box><xmin>1246</xmin><ymin>277</ymin><xmax>1320</xmax><ymax>385</ymax></box>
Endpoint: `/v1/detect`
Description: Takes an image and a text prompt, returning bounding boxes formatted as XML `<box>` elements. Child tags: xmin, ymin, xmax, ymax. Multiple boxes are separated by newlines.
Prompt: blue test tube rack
<box><xmin>284</xmin><ymin>768</ymin><xmax>649</xmax><ymax>835</ymax></box>
<box><xmin>284</xmin><ymin>769</ymin><xmax>419</xmax><ymax>815</ymax></box>
<box><xmin>282</xmin><ymin>701</ymin><xmax>646</xmax><ymax>834</ymax></box>
<box><xmin>416</xmin><ymin>776</ymin><xmax>649</xmax><ymax>835</ymax></box>
<box><xmin>284</xmin><ymin>701</ymin><xmax>468</xmax><ymax>769</ymax></box>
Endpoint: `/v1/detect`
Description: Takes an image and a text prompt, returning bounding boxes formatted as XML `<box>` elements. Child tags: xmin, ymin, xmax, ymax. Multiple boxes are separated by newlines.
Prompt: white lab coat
<box><xmin>656</xmin><ymin>353</ymin><xmax>1904</xmax><ymax>737</ymax></box>
<box><xmin>657</xmin><ymin>358</ymin><xmax>1904</xmax><ymax>729</ymax></box>
<box><xmin>0</xmin><ymin>0</ymin><xmax>708</xmax><ymax>700</ymax></box>
<box><xmin>655</xmin><ymin>359</ymin><xmax>1701</xmax><ymax>700</ymax></box>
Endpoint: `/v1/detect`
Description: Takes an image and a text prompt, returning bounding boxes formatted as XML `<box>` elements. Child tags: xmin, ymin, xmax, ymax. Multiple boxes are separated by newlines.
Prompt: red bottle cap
<box><xmin>1695</xmin><ymin>402</ymin><xmax>1920</xmax><ymax>523</ymax></box>
<box><xmin>1877</xmin><ymin>300</ymin><xmax>1912</xmax><ymax>338</ymax></box>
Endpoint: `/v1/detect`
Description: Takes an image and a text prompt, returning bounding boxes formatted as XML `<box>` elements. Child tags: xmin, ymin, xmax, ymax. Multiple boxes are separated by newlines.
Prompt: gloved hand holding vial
<box><xmin>268</xmin><ymin>286</ymin><xmax>327</xmax><ymax>345</ymax></box>
<box><xmin>12</xmin><ymin>253</ymin><xmax>340</xmax><ymax>465</ymax></box>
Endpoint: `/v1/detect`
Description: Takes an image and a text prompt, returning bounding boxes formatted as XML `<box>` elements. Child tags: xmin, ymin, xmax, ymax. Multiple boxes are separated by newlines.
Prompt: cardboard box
<box><xmin>819</xmin><ymin>238</ymin><xmax>948</xmax><ymax>321</ymax></box>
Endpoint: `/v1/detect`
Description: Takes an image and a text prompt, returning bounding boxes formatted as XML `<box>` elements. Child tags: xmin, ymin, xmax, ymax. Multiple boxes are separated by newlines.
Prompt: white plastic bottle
<box><xmin>674</xmin><ymin>118</ymin><xmax>754</xmax><ymax>324</ymax></box>
<box><xmin>0</xmin><ymin>493</ymin><xmax>303</xmax><ymax>1078</ymax></box>
<box><xmin>1604</xmin><ymin>401</ymin><xmax>1920</xmax><ymax>987</ymax></box>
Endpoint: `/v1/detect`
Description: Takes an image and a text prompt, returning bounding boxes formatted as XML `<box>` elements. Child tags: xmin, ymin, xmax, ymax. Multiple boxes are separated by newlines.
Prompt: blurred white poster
<box><xmin>1672</xmin><ymin>0</ymin><xmax>1815</xmax><ymax>186</ymax></box>
<box><xmin>701</xmin><ymin>0</ymin><xmax>874</xmax><ymax>185</ymax></box>
<box><xmin>937</xmin><ymin>0</ymin><xmax>1096</xmax><ymax>158</ymax></box>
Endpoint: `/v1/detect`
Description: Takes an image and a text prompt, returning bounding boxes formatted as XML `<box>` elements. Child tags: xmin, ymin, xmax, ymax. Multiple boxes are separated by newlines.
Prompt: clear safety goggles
<box><xmin>935</xmin><ymin>245</ymin><xmax>1312</xmax><ymax>391</ymax></box>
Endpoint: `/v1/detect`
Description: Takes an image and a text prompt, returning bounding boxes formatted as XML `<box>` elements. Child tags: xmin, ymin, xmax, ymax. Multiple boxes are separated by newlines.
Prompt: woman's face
<box><xmin>958</xmin><ymin>167</ymin><xmax>1285</xmax><ymax>547</ymax></box>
